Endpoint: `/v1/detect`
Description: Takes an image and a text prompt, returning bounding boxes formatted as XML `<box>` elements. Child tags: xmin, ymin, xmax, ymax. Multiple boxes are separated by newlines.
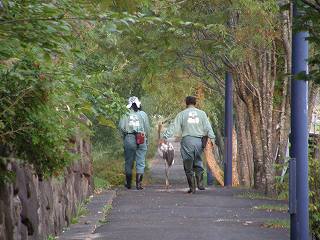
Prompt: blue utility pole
<box><xmin>224</xmin><ymin>72</ymin><xmax>233</xmax><ymax>186</ymax></box>
<box><xmin>290</xmin><ymin>2</ymin><xmax>309</xmax><ymax>240</ymax></box>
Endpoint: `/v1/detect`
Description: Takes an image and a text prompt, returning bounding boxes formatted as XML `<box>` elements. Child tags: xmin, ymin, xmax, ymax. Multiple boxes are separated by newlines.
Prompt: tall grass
<box><xmin>93</xmin><ymin>143</ymin><xmax>124</xmax><ymax>189</ymax></box>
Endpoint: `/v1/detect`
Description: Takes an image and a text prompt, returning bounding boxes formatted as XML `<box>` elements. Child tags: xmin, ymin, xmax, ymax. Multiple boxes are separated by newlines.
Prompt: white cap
<box><xmin>126</xmin><ymin>96</ymin><xmax>141</xmax><ymax>109</ymax></box>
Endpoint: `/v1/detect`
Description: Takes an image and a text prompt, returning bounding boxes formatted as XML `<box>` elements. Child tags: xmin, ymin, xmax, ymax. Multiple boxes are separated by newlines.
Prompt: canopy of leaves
<box><xmin>297</xmin><ymin>1</ymin><xmax>320</xmax><ymax>83</ymax></box>
<box><xmin>0</xmin><ymin>0</ymin><xmax>139</xmax><ymax>180</ymax></box>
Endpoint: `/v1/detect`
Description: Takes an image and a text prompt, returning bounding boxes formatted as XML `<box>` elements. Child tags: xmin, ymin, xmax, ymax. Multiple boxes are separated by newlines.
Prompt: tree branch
<box><xmin>0</xmin><ymin>16</ymin><xmax>108</xmax><ymax>25</ymax></box>
<box><xmin>0</xmin><ymin>126</ymin><xmax>31</xmax><ymax>138</ymax></box>
<box><xmin>301</xmin><ymin>0</ymin><xmax>320</xmax><ymax>12</ymax></box>
<box><xmin>0</xmin><ymin>86</ymin><xmax>33</xmax><ymax>117</ymax></box>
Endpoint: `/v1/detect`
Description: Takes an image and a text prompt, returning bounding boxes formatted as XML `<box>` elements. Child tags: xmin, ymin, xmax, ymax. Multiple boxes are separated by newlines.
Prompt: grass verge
<box><xmin>252</xmin><ymin>204</ymin><xmax>288</xmax><ymax>212</ymax></box>
<box><xmin>99</xmin><ymin>204</ymin><xmax>113</xmax><ymax>224</ymax></box>
<box><xmin>237</xmin><ymin>191</ymin><xmax>287</xmax><ymax>201</ymax></box>
<box><xmin>93</xmin><ymin>147</ymin><xmax>124</xmax><ymax>192</ymax></box>
<box><xmin>262</xmin><ymin>219</ymin><xmax>290</xmax><ymax>229</ymax></box>
<box><xmin>71</xmin><ymin>201</ymin><xmax>89</xmax><ymax>224</ymax></box>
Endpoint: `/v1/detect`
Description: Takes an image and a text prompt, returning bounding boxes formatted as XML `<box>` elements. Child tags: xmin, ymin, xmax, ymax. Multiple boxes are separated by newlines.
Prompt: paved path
<box><xmin>57</xmin><ymin>191</ymin><xmax>116</xmax><ymax>240</ymax></box>
<box><xmin>61</xmin><ymin>141</ymin><xmax>290</xmax><ymax>240</ymax></box>
<box><xmin>95</xmin><ymin>141</ymin><xmax>289</xmax><ymax>240</ymax></box>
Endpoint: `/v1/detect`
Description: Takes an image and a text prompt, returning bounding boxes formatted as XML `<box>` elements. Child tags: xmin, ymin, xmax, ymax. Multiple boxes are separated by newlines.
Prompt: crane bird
<box><xmin>159</xmin><ymin>142</ymin><xmax>174</xmax><ymax>188</ymax></box>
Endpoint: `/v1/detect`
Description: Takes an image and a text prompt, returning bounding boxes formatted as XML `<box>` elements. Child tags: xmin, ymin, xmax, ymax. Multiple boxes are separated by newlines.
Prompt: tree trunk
<box><xmin>204</xmin><ymin>142</ymin><xmax>224</xmax><ymax>186</ymax></box>
<box><xmin>235</xmin><ymin>50</ymin><xmax>278</xmax><ymax>195</ymax></box>
<box><xmin>246</xmin><ymin>97</ymin><xmax>265</xmax><ymax>191</ymax></box>
<box><xmin>232</xmin><ymin>127</ymin><xmax>240</xmax><ymax>186</ymax></box>
<box><xmin>308</xmin><ymin>81</ymin><xmax>319</xmax><ymax>130</ymax></box>
<box><xmin>275</xmin><ymin>2</ymin><xmax>292</xmax><ymax>171</ymax></box>
<box><xmin>234</xmin><ymin>96</ymin><xmax>253</xmax><ymax>186</ymax></box>
<box><xmin>212</xmin><ymin>122</ymin><xmax>224</xmax><ymax>164</ymax></box>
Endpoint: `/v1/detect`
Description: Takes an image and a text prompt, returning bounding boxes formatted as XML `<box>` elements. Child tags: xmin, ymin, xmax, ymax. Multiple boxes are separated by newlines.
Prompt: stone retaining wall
<box><xmin>0</xmin><ymin>136</ymin><xmax>93</xmax><ymax>240</ymax></box>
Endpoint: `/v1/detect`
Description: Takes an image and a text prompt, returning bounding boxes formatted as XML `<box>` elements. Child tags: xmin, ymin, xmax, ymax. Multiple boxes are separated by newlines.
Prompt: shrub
<box><xmin>274</xmin><ymin>157</ymin><xmax>320</xmax><ymax>239</ymax></box>
<box><xmin>309</xmin><ymin>158</ymin><xmax>320</xmax><ymax>240</ymax></box>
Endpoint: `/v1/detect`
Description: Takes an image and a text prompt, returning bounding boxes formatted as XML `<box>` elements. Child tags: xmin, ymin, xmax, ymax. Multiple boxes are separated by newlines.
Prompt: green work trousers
<box><xmin>180</xmin><ymin>136</ymin><xmax>204</xmax><ymax>178</ymax></box>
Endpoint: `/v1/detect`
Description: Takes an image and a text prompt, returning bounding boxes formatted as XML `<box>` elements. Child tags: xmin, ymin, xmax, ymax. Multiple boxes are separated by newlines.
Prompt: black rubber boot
<box><xmin>125</xmin><ymin>174</ymin><xmax>132</xmax><ymax>189</ymax></box>
<box><xmin>136</xmin><ymin>173</ymin><xmax>143</xmax><ymax>190</ymax></box>
<box><xmin>186</xmin><ymin>175</ymin><xmax>196</xmax><ymax>194</ymax></box>
<box><xmin>196</xmin><ymin>174</ymin><xmax>205</xmax><ymax>190</ymax></box>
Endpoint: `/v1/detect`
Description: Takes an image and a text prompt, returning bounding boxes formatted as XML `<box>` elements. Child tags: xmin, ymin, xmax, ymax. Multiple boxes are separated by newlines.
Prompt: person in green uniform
<box><xmin>119</xmin><ymin>96</ymin><xmax>150</xmax><ymax>190</ymax></box>
<box><xmin>160</xmin><ymin>96</ymin><xmax>215</xmax><ymax>193</ymax></box>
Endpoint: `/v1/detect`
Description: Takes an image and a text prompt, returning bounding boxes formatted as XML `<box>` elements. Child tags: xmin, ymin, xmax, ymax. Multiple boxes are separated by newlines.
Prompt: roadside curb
<box><xmin>57</xmin><ymin>189</ymin><xmax>117</xmax><ymax>240</ymax></box>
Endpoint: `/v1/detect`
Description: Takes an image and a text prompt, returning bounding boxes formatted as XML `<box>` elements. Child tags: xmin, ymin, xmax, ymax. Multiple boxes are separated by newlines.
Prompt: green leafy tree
<box><xmin>0</xmin><ymin>1</ymin><xmax>130</xmax><ymax>181</ymax></box>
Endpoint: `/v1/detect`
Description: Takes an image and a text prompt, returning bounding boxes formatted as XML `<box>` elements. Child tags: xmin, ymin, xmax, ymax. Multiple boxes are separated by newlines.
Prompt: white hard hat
<box><xmin>126</xmin><ymin>96</ymin><xmax>141</xmax><ymax>109</ymax></box>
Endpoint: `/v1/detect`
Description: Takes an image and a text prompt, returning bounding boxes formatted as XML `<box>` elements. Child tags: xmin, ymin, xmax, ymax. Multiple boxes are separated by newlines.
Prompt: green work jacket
<box><xmin>162</xmin><ymin>106</ymin><xmax>215</xmax><ymax>141</ymax></box>
<box><xmin>119</xmin><ymin>110</ymin><xmax>150</xmax><ymax>138</ymax></box>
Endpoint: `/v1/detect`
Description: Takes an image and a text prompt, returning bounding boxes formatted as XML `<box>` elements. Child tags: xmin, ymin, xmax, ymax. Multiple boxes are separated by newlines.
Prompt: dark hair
<box><xmin>185</xmin><ymin>96</ymin><xmax>196</xmax><ymax>106</ymax></box>
<box><xmin>131</xmin><ymin>103</ymin><xmax>141</xmax><ymax>112</ymax></box>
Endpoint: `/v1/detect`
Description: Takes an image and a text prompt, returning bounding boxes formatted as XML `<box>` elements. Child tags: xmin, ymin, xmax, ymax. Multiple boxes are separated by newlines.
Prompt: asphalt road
<box><xmin>93</xmin><ymin>141</ymin><xmax>289</xmax><ymax>240</ymax></box>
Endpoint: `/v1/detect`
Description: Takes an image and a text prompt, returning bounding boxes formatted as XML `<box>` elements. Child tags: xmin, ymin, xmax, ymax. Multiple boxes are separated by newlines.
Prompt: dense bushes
<box><xmin>0</xmin><ymin>56</ymin><xmax>76</xmax><ymax>176</ymax></box>
<box><xmin>275</xmin><ymin>156</ymin><xmax>320</xmax><ymax>238</ymax></box>
<box><xmin>0</xmin><ymin>1</ymin><xmax>127</xmax><ymax>182</ymax></box>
